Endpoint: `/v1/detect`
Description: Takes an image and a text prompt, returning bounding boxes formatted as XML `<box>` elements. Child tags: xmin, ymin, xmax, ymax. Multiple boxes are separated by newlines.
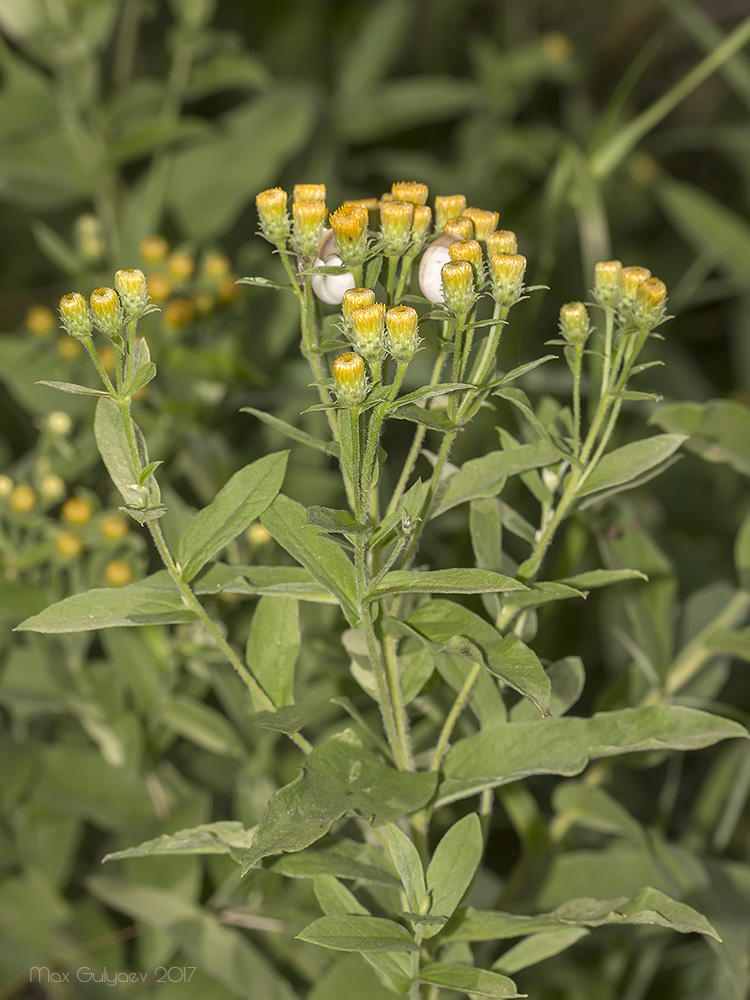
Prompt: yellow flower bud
<box><xmin>47</xmin><ymin>411</ymin><xmax>72</xmax><ymax>435</ymax></box>
<box><xmin>73</xmin><ymin>214</ymin><xmax>105</xmax><ymax>264</ymax></box>
<box><xmin>634</xmin><ymin>276</ymin><xmax>668</xmax><ymax>329</ymax></box>
<box><xmin>391</xmin><ymin>181</ymin><xmax>429</xmax><ymax>206</ymax></box>
<box><xmin>56</xmin><ymin>530</ymin><xmax>83</xmax><ymax>558</ymax></box>
<box><xmin>292</xmin><ymin>200</ymin><xmax>327</xmax><ymax>257</ymax></box>
<box><xmin>100</xmin><ymin>513</ymin><xmax>129</xmax><ymax>540</ymax></box>
<box><xmin>435</xmin><ymin>195</ymin><xmax>467</xmax><ymax>231</ymax></box>
<box><xmin>40</xmin><ymin>474</ymin><xmax>65</xmax><ymax>502</ymax></box>
<box><xmin>593</xmin><ymin>260</ymin><xmax>623</xmax><ymax>308</ymax></box>
<box><xmin>489</xmin><ymin>253</ymin><xmax>527</xmax><ymax>307</ymax></box>
<box><xmin>441</xmin><ymin>260</ymin><xmax>476</xmax><ymax>316</ymax></box>
<box><xmin>342</xmin><ymin>287</ymin><xmax>376</xmax><ymax>331</ymax></box>
<box><xmin>114</xmin><ymin>268</ymin><xmax>148</xmax><ymax>320</ymax></box>
<box><xmin>487</xmin><ymin>230</ymin><xmax>518</xmax><ymax>256</ymax></box>
<box><xmin>449</xmin><ymin>238</ymin><xmax>483</xmax><ymax>278</ymax></box>
<box><xmin>61</xmin><ymin>496</ymin><xmax>93</xmax><ymax>525</ymax></box>
<box><xmin>293</xmin><ymin>183</ymin><xmax>326</xmax><ymax>203</ymax></box>
<box><xmin>147</xmin><ymin>273</ymin><xmax>172</xmax><ymax>302</ymax></box>
<box><xmin>168</xmin><ymin>251</ymin><xmax>195</xmax><ymax>282</ymax></box>
<box><xmin>411</xmin><ymin>205</ymin><xmax>432</xmax><ymax>242</ymax></box>
<box><xmin>443</xmin><ymin>217</ymin><xmax>474</xmax><ymax>240</ymax></box>
<box><xmin>386</xmin><ymin>305</ymin><xmax>420</xmax><ymax>362</ymax></box>
<box><xmin>10</xmin><ymin>484</ymin><xmax>37</xmax><ymax>513</ymax></box>
<box><xmin>380</xmin><ymin>200</ymin><xmax>414</xmax><ymax>256</ymax></box>
<box><xmin>90</xmin><ymin>287</ymin><xmax>124</xmax><ymax>339</ymax></box>
<box><xmin>26</xmin><ymin>305</ymin><xmax>56</xmax><ymax>337</ymax></box>
<box><xmin>559</xmin><ymin>301</ymin><xmax>590</xmax><ymax>346</ymax></box>
<box><xmin>59</xmin><ymin>292</ymin><xmax>92</xmax><ymax>340</ymax></box>
<box><xmin>256</xmin><ymin>187</ymin><xmax>290</xmax><ymax>246</ymax></box>
<box><xmin>202</xmin><ymin>251</ymin><xmax>231</xmax><ymax>280</ymax></box>
<box><xmin>619</xmin><ymin>265</ymin><xmax>651</xmax><ymax>316</ymax></box>
<box><xmin>351</xmin><ymin>303</ymin><xmax>386</xmax><ymax>363</ymax></box>
<box><xmin>247</xmin><ymin>522</ymin><xmax>272</xmax><ymax>547</ymax></box>
<box><xmin>462</xmin><ymin>207</ymin><xmax>499</xmax><ymax>241</ymax></box>
<box><xmin>332</xmin><ymin>353</ymin><xmax>367</xmax><ymax>406</ymax></box>
<box><xmin>139</xmin><ymin>234</ymin><xmax>169</xmax><ymax>263</ymax></box>
<box><xmin>105</xmin><ymin>559</ymin><xmax>133</xmax><ymax>587</ymax></box>
<box><xmin>329</xmin><ymin>205</ymin><xmax>369</xmax><ymax>268</ymax></box>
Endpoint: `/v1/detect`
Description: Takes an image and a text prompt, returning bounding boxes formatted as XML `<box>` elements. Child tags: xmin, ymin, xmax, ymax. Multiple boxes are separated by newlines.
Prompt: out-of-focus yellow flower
<box><xmin>10</xmin><ymin>484</ymin><xmax>37</xmax><ymax>513</ymax></box>
<box><xmin>61</xmin><ymin>496</ymin><xmax>93</xmax><ymax>525</ymax></box>
<box><xmin>56</xmin><ymin>531</ymin><xmax>83</xmax><ymax>558</ymax></box>
<box><xmin>26</xmin><ymin>305</ymin><xmax>56</xmax><ymax>337</ymax></box>
<box><xmin>105</xmin><ymin>559</ymin><xmax>133</xmax><ymax>586</ymax></box>
<box><xmin>100</xmin><ymin>514</ymin><xmax>129</xmax><ymax>541</ymax></box>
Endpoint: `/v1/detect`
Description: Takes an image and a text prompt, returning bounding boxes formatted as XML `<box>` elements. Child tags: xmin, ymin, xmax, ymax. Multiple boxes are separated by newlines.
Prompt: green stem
<box><xmin>571</xmin><ymin>344</ymin><xmax>584</xmax><ymax>459</ymax></box>
<box><xmin>430</xmin><ymin>662</ymin><xmax>482</xmax><ymax>772</ymax></box>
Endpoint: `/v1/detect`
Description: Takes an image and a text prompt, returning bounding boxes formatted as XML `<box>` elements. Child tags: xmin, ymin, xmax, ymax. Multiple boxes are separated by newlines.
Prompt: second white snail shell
<box><xmin>418</xmin><ymin>233</ymin><xmax>459</xmax><ymax>303</ymax></box>
<box><xmin>309</xmin><ymin>230</ymin><xmax>356</xmax><ymax>305</ymax></box>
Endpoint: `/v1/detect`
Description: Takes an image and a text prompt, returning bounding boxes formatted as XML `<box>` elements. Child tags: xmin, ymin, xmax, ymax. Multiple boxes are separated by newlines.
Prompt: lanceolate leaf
<box><xmin>438</xmin><ymin>706</ymin><xmax>748</xmax><ymax>805</ymax></box>
<box><xmin>245</xmin><ymin>596</ymin><xmax>300</xmax><ymax>708</ymax></box>
<box><xmin>241</xmin><ymin>406</ymin><xmax>337</xmax><ymax>455</ymax></box>
<box><xmin>193</xmin><ymin>563</ymin><xmax>338</xmax><ymax>603</ymax></box>
<box><xmin>261</xmin><ymin>494</ymin><xmax>359</xmax><ymax>625</ymax></box>
<box><xmin>175</xmin><ymin>451</ymin><xmax>288</xmax><ymax>581</ymax></box>
<box><xmin>296</xmin><ymin>915</ymin><xmax>417</xmax><ymax>953</ymax></box>
<box><xmin>407</xmin><ymin>600</ymin><xmax>551</xmax><ymax>716</ymax></box>
<box><xmin>367</xmin><ymin>568</ymin><xmax>527</xmax><ymax>601</ymax></box>
<box><xmin>94</xmin><ymin>396</ymin><xmax>160</xmax><ymax>509</ymax></box>
<box><xmin>577</xmin><ymin>434</ymin><xmax>686</xmax><ymax>497</ymax></box>
<box><xmin>423</xmin><ymin>813</ymin><xmax>483</xmax><ymax>938</ymax></box>
<box><xmin>651</xmin><ymin>399</ymin><xmax>750</xmax><ymax>477</ymax></box>
<box><xmin>241</xmin><ymin>729</ymin><xmax>437</xmax><ymax>873</ymax></box>
<box><xmin>418</xmin><ymin>963</ymin><xmax>522</xmax><ymax>998</ymax></box>
<box><xmin>16</xmin><ymin>578</ymin><xmax>196</xmax><ymax>633</ymax></box>
<box><xmin>102</xmin><ymin>822</ymin><xmax>255</xmax><ymax>865</ymax></box>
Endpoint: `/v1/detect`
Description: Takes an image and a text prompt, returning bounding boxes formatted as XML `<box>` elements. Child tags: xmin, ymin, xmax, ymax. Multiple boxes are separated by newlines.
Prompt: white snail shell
<box><xmin>309</xmin><ymin>229</ymin><xmax>356</xmax><ymax>305</ymax></box>
<box><xmin>418</xmin><ymin>233</ymin><xmax>459</xmax><ymax>303</ymax></box>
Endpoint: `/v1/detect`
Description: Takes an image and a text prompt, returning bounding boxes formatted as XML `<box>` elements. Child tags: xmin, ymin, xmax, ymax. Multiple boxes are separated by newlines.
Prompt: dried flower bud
<box><xmin>634</xmin><ymin>277</ymin><xmax>668</xmax><ymax>329</ymax></box>
<box><xmin>391</xmin><ymin>181</ymin><xmax>429</xmax><ymax>206</ymax></box>
<box><xmin>441</xmin><ymin>260</ymin><xmax>476</xmax><ymax>316</ymax></box>
<box><xmin>449</xmin><ymin>238</ymin><xmax>483</xmax><ymax>278</ymax></box>
<box><xmin>114</xmin><ymin>268</ymin><xmax>148</xmax><ymax>321</ymax></box>
<box><xmin>351</xmin><ymin>302</ymin><xmax>386</xmax><ymax>363</ymax></box>
<box><xmin>59</xmin><ymin>292</ymin><xmax>93</xmax><ymax>340</ymax></box>
<box><xmin>411</xmin><ymin>205</ymin><xmax>432</xmax><ymax>242</ymax></box>
<box><xmin>443</xmin><ymin>217</ymin><xmax>474</xmax><ymax>240</ymax></box>
<box><xmin>293</xmin><ymin>183</ymin><xmax>326</xmax><ymax>203</ymax></box>
<box><xmin>380</xmin><ymin>200</ymin><xmax>414</xmax><ymax>255</ymax></box>
<box><xmin>435</xmin><ymin>195</ymin><xmax>467</xmax><ymax>231</ymax></box>
<box><xmin>256</xmin><ymin>187</ymin><xmax>290</xmax><ymax>246</ymax></box>
<box><xmin>330</xmin><ymin>205</ymin><xmax>369</xmax><ymax>267</ymax></box>
<box><xmin>619</xmin><ymin>265</ymin><xmax>651</xmax><ymax>316</ymax></box>
<box><xmin>489</xmin><ymin>253</ymin><xmax>527</xmax><ymax>308</ymax></box>
<box><xmin>332</xmin><ymin>352</ymin><xmax>367</xmax><ymax>406</ymax></box>
<box><xmin>386</xmin><ymin>305</ymin><xmax>420</xmax><ymax>362</ymax></box>
<box><xmin>559</xmin><ymin>301</ymin><xmax>590</xmax><ymax>346</ymax></box>
<box><xmin>292</xmin><ymin>200</ymin><xmax>327</xmax><ymax>257</ymax></box>
<box><xmin>593</xmin><ymin>260</ymin><xmax>623</xmax><ymax>308</ymax></box>
<box><xmin>139</xmin><ymin>234</ymin><xmax>169</xmax><ymax>263</ymax></box>
<box><xmin>90</xmin><ymin>287</ymin><xmax>124</xmax><ymax>338</ymax></box>
<box><xmin>462</xmin><ymin>207</ymin><xmax>499</xmax><ymax>241</ymax></box>
<box><xmin>342</xmin><ymin>287</ymin><xmax>376</xmax><ymax>332</ymax></box>
<box><xmin>487</xmin><ymin>230</ymin><xmax>518</xmax><ymax>256</ymax></box>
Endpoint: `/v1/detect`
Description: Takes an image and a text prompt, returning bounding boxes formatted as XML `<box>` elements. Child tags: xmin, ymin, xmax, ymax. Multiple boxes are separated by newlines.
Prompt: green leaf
<box><xmin>388</xmin><ymin>382</ymin><xmax>472</xmax><ymax>410</ymax></box>
<box><xmin>128</xmin><ymin>338</ymin><xmax>157</xmax><ymax>394</ymax></box>
<box><xmin>269</xmin><ymin>840</ymin><xmax>401</xmax><ymax>887</ymax></box>
<box><xmin>245</xmin><ymin>596</ymin><xmax>299</xmax><ymax>708</ymax></box>
<box><xmin>446</xmin><ymin>885</ymin><xmax>722</xmax><ymax>943</ymax></box>
<box><xmin>407</xmin><ymin>600</ymin><xmax>551</xmax><ymax>717</ymax></box>
<box><xmin>651</xmin><ymin>399</ymin><xmax>750</xmax><ymax>477</ymax></box>
<box><xmin>493</xmin><ymin>928</ymin><xmax>589</xmax><ymax>975</ymax></box>
<box><xmin>87</xmin><ymin>877</ymin><xmax>297</xmax><ymax>1000</ymax></box>
<box><xmin>175</xmin><ymin>451</ymin><xmax>288</xmax><ymax>582</ymax></box>
<box><xmin>194</xmin><ymin>563</ymin><xmax>338</xmax><ymax>603</ymax></box>
<box><xmin>314</xmin><ymin>874</ymin><xmax>371</xmax><ymax>917</ymax></box>
<box><xmin>16</xmin><ymin>579</ymin><xmax>196</xmax><ymax>633</ymax></box>
<box><xmin>509</xmin><ymin>657</ymin><xmax>585</xmax><ymax>723</ymax></box>
<box><xmin>102</xmin><ymin>821</ymin><xmax>254</xmax><ymax>865</ymax></box>
<box><xmin>423</xmin><ymin>814</ymin><xmax>483</xmax><ymax>939</ymax></box>
<box><xmin>388</xmin><ymin>403</ymin><xmax>461</xmax><ymax>432</ymax></box>
<box><xmin>36</xmin><ymin>379</ymin><xmax>108</xmax><ymax>396</ymax></box>
<box><xmin>119</xmin><ymin>504</ymin><xmax>167</xmax><ymax>524</ymax></box>
<box><xmin>94</xmin><ymin>396</ymin><xmax>160</xmax><ymax>508</ymax></box>
<box><xmin>252</xmin><ymin>706</ymin><xmax>307</xmax><ymax>735</ymax></box>
<box><xmin>241</xmin><ymin>730</ymin><xmax>437</xmax><ymax>872</ymax></box>
<box><xmin>261</xmin><ymin>494</ymin><xmax>359</xmax><ymax>626</ymax></box>
<box><xmin>557</xmin><ymin>569</ymin><xmax>648</xmax><ymax>590</ymax></box>
<box><xmin>297</xmin><ymin>915</ymin><xmax>417</xmax><ymax>952</ymax></box>
<box><xmin>418</xmin><ymin>963</ymin><xmax>523</xmax><ymax>998</ymax></box>
<box><xmin>434</xmin><ymin>440</ymin><xmax>562</xmax><ymax>517</ymax></box>
<box><xmin>439</xmin><ymin>706</ymin><xmax>749</xmax><ymax>806</ymax></box>
<box><xmin>577</xmin><ymin>434</ymin><xmax>686</xmax><ymax>497</ymax></box>
<box><xmin>307</xmin><ymin>505</ymin><xmax>368</xmax><ymax>534</ymax></box>
<box><xmin>387</xmin><ymin>824</ymin><xmax>427</xmax><ymax>914</ymax></box>
<box><xmin>241</xmin><ymin>406</ymin><xmax>337</xmax><ymax>455</ymax></box>
<box><xmin>367</xmin><ymin>568</ymin><xmax>527</xmax><ymax>601</ymax></box>
<box><xmin>161</xmin><ymin>694</ymin><xmax>245</xmax><ymax>757</ymax></box>
<box><xmin>735</xmin><ymin>508</ymin><xmax>750</xmax><ymax>589</ymax></box>
<box><xmin>499</xmin><ymin>581</ymin><xmax>585</xmax><ymax>613</ymax></box>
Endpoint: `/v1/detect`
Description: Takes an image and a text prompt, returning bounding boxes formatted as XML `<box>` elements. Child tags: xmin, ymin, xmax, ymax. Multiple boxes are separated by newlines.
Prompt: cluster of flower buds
<box><xmin>59</xmin><ymin>270</ymin><xmax>150</xmax><ymax>342</ymax></box>
<box><xmin>593</xmin><ymin>260</ymin><xmax>668</xmax><ymax>329</ymax></box>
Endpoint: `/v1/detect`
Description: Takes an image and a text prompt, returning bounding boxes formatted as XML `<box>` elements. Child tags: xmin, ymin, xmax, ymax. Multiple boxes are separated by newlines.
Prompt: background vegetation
<box><xmin>1</xmin><ymin>1</ymin><xmax>750</xmax><ymax>998</ymax></box>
